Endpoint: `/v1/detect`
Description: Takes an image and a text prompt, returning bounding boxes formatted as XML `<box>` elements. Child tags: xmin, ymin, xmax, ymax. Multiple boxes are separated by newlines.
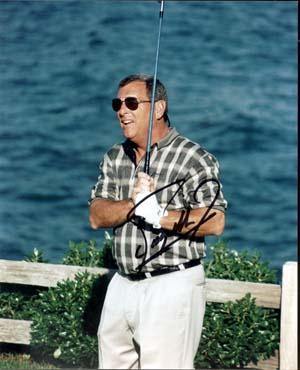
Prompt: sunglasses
<box><xmin>112</xmin><ymin>97</ymin><xmax>152</xmax><ymax>112</ymax></box>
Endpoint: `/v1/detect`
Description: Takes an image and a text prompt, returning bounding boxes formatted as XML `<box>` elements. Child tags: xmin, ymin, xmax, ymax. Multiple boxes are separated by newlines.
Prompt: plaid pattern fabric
<box><xmin>90</xmin><ymin>128</ymin><xmax>227</xmax><ymax>274</ymax></box>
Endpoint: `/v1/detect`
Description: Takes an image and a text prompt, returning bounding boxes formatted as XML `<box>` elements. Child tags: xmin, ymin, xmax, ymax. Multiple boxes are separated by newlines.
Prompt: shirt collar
<box><xmin>154</xmin><ymin>127</ymin><xmax>180</xmax><ymax>150</ymax></box>
<box><xmin>122</xmin><ymin>127</ymin><xmax>180</xmax><ymax>164</ymax></box>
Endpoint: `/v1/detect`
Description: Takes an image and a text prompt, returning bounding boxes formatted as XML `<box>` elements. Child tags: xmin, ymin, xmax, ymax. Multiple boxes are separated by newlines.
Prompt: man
<box><xmin>89</xmin><ymin>74</ymin><xmax>227</xmax><ymax>369</ymax></box>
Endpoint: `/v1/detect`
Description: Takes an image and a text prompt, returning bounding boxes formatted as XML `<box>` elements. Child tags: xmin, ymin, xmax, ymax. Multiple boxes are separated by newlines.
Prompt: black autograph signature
<box><xmin>125</xmin><ymin>176</ymin><xmax>220</xmax><ymax>272</ymax></box>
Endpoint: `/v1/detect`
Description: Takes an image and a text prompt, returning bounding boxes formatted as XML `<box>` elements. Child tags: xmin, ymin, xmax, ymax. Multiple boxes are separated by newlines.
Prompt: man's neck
<box><xmin>135</xmin><ymin>123</ymin><xmax>170</xmax><ymax>163</ymax></box>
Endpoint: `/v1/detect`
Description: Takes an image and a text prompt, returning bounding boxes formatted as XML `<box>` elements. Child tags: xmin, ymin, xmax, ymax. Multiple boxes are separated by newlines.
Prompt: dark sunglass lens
<box><xmin>112</xmin><ymin>98</ymin><xmax>122</xmax><ymax>112</ymax></box>
<box><xmin>125</xmin><ymin>97</ymin><xmax>139</xmax><ymax>111</ymax></box>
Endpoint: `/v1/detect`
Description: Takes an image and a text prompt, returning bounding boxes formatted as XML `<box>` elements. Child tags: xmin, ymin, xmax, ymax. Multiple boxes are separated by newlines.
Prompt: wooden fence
<box><xmin>0</xmin><ymin>259</ymin><xmax>297</xmax><ymax>370</ymax></box>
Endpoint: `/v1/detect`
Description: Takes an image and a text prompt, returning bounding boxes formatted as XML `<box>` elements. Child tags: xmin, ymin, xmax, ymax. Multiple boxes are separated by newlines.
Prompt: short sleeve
<box><xmin>89</xmin><ymin>152</ymin><xmax>119</xmax><ymax>205</ymax></box>
<box><xmin>183</xmin><ymin>152</ymin><xmax>227</xmax><ymax>212</ymax></box>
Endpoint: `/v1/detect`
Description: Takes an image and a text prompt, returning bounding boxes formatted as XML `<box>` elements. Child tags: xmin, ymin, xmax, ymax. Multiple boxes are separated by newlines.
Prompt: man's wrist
<box><xmin>128</xmin><ymin>198</ymin><xmax>135</xmax><ymax>209</ymax></box>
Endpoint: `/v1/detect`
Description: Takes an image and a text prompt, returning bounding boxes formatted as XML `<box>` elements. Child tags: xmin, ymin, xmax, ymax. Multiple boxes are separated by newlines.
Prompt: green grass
<box><xmin>0</xmin><ymin>353</ymin><xmax>59</xmax><ymax>369</ymax></box>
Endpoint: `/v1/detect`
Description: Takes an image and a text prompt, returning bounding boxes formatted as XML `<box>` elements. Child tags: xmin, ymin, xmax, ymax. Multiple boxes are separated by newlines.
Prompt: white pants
<box><xmin>97</xmin><ymin>264</ymin><xmax>206</xmax><ymax>369</ymax></box>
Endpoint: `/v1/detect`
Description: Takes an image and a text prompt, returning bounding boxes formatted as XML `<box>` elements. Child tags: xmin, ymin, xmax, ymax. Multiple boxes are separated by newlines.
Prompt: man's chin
<box><xmin>122</xmin><ymin>128</ymin><xmax>135</xmax><ymax>139</ymax></box>
<box><xmin>123</xmin><ymin>132</ymin><xmax>136</xmax><ymax>142</ymax></box>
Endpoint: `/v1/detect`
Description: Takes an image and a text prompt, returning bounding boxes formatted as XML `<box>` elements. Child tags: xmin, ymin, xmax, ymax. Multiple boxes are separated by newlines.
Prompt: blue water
<box><xmin>0</xmin><ymin>1</ymin><xmax>297</xmax><ymax>272</ymax></box>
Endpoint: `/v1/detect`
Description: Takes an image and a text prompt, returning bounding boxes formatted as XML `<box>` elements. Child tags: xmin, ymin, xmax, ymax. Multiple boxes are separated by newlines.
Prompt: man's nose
<box><xmin>118</xmin><ymin>101</ymin><xmax>128</xmax><ymax>116</ymax></box>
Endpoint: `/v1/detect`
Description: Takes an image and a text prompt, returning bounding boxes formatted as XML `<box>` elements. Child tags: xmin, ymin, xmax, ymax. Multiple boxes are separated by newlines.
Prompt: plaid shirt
<box><xmin>90</xmin><ymin>128</ymin><xmax>227</xmax><ymax>274</ymax></box>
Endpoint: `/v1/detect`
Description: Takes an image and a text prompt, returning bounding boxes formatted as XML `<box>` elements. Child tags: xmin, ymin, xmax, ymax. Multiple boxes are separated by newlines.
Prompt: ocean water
<box><xmin>0</xmin><ymin>1</ymin><xmax>297</xmax><ymax>273</ymax></box>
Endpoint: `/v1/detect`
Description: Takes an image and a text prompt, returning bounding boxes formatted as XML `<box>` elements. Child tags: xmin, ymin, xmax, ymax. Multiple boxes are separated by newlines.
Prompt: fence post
<box><xmin>280</xmin><ymin>261</ymin><xmax>297</xmax><ymax>370</ymax></box>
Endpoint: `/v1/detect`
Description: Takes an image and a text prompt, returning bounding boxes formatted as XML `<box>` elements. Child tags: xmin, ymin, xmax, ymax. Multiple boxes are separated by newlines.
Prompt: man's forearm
<box><xmin>89</xmin><ymin>197</ymin><xmax>225</xmax><ymax>236</ymax></box>
<box><xmin>160</xmin><ymin>207</ymin><xmax>225</xmax><ymax>237</ymax></box>
<box><xmin>89</xmin><ymin>198</ymin><xmax>134</xmax><ymax>229</ymax></box>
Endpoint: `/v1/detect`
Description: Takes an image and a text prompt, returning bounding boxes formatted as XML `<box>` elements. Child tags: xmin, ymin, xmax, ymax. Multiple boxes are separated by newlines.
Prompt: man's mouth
<box><xmin>121</xmin><ymin>119</ymin><xmax>133</xmax><ymax>125</ymax></box>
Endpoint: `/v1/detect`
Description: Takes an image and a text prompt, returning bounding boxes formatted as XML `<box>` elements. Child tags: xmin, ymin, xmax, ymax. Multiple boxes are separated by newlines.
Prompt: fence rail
<box><xmin>0</xmin><ymin>259</ymin><xmax>297</xmax><ymax>370</ymax></box>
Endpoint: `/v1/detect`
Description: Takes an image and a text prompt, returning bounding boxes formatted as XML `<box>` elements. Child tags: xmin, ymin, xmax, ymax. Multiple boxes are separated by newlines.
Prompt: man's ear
<box><xmin>155</xmin><ymin>100</ymin><xmax>166</xmax><ymax>120</ymax></box>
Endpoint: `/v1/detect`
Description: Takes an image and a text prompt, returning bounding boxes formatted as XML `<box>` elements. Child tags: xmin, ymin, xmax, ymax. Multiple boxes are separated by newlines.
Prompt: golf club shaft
<box><xmin>144</xmin><ymin>0</ymin><xmax>165</xmax><ymax>174</ymax></box>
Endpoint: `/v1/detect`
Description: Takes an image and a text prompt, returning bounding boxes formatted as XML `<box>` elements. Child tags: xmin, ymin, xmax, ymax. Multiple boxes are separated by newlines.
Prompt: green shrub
<box><xmin>24</xmin><ymin>248</ymin><xmax>49</xmax><ymax>263</ymax></box>
<box><xmin>0</xmin><ymin>283</ymin><xmax>45</xmax><ymax>321</ymax></box>
<box><xmin>0</xmin><ymin>234</ymin><xmax>116</xmax><ymax>323</ymax></box>
<box><xmin>0</xmin><ymin>237</ymin><xmax>280</xmax><ymax>369</ymax></box>
<box><xmin>62</xmin><ymin>240</ymin><xmax>101</xmax><ymax>267</ymax></box>
<box><xmin>194</xmin><ymin>240</ymin><xmax>280</xmax><ymax>368</ymax></box>
<box><xmin>30</xmin><ymin>272</ymin><xmax>99</xmax><ymax>368</ymax></box>
<box><xmin>0</xmin><ymin>292</ymin><xmax>33</xmax><ymax>320</ymax></box>
<box><xmin>195</xmin><ymin>295</ymin><xmax>279</xmax><ymax>368</ymax></box>
<box><xmin>62</xmin><ymin>232</ymin><xmax>117</xmax><ymax>269</ymax></box>
<box><xmin>205</xmin><ymin>240</ymin><xmax>277</xmax><ymax>283</ymax></box>
<box><xmin>26</xmin><ymin>234</ymin><xmax>116</xmax><ymax>368</ymax></box>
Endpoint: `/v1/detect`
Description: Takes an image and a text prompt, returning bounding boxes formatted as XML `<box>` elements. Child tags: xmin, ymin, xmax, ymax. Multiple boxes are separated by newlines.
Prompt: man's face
<box><xmin>116</xmin><ymin>81</ymin><xmax>151</xmax><ymax>145</ymax></box>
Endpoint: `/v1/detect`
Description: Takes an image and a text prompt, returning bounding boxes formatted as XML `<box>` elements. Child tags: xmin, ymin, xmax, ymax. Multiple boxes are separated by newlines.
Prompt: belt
<box><xmin>120</xmin><ymin>259</ymin><xmax>202</xmax><ymax>281</ymax></box>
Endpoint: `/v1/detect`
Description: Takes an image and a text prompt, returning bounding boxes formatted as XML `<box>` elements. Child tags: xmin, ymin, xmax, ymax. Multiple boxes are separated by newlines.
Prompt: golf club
<box><xmin>144</xmin><ymin>0</ymin><xmax>165</xmax><ymax>175</ymax></box>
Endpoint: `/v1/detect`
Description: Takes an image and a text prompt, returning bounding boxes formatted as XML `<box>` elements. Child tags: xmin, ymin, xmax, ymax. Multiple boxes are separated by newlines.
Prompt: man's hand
<box><xmin>132</xmin><ymin>172</ymin><xmax>167</xmax><ymax>228</ymax></box>
<box><xmin>131</xmin><ymin>172</ymin><xmax>155</xmax><ymax>202</ymax></box>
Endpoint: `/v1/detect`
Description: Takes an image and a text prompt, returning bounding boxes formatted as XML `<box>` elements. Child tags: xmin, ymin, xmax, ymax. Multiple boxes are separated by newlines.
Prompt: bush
<box><xmin>0</xmin><ymin>237</ymin><xmax>280</xmax><ymax>369</ymax></box>
<box><xmin>62</xmin><ymin>232</ymin><xmax>117</xmax><ymax>269</ymax></box>
<box><xmin>30</xmin><ymin>272</ymin><xmax>99</xmax><ymax>368</ymax></box>
<box><xmin>195</xmin><ymin>294</ymin><xmax>279</xmax><ymax>368</ymax></box>
<box><xmin>29</xmin><ymin>232</ymin><xmax>117</xmax><ymax>368</ymax></box>
<box><xmin>194</xmin><ymin>240</ymin><xmax>280</xmax><ymax>368</ymax></box>
<box><xmin>0</xmin><ymin>292</ymin><xmax>33</xmax><ymax>320</ymax></box>
<box><xmin>24</xmin><ymin>248</ymin><xmax>49</xmax><ymax>263</ymax></box>
<box><xmin>205</xmin><ymin>240</ymin><xmax>277</xmax><ymax>283</ymax></box>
